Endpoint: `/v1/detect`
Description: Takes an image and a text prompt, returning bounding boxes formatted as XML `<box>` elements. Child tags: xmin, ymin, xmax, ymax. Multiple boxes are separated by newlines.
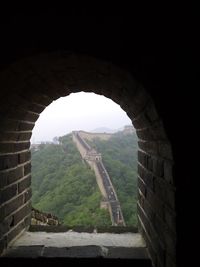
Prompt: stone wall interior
<box><xmin>0</xmin><ymin>52</ymin><xmax>176</xmax><ymax>267</ymax></box>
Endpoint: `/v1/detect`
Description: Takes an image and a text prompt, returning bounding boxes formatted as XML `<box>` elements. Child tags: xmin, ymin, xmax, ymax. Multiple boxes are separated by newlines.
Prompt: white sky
<box><xmin>31</xmin><ymin>92</ymin><xmax>132</xmax><ymax>143</ymax></box>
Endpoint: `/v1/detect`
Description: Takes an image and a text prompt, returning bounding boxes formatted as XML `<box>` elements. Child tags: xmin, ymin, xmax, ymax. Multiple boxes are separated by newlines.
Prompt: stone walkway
<box><xmin>10</xmin><ymin>231</ymin><xmax>145</xmax><ymax>247</ymax></box>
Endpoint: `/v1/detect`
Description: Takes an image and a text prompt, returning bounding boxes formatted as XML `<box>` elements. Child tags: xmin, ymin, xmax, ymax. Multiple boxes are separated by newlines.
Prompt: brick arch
<box><xmin>0</xmin><ymin>51</ymin><xmax>176</xmax><ymax>267</ymax></box>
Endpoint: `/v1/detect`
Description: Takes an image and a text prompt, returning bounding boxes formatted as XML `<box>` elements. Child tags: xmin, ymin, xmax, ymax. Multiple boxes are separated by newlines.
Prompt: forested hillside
<box><xmin>31</xmin><ymin>134</ymin><xmax>111</xmax><ymax>227</ymax></box>
<box><xmin>31</xmin><ymin>131</ymin><xmax>138</xmax><ymax>227</ymax></box>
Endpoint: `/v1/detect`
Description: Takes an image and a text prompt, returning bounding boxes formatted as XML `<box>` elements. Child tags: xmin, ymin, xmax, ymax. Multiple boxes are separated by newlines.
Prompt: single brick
<box><xmin>18</xmin><ymin>151</ymin><xmax>31</xmax><ymax>164</ymax></box>
<box><xmin>138</xmin><ymin>140</ymin><xmax>158</xmax><ymax>155</ymax></box>
<box><xmin>4</xmin><ymin>194</ymin><xmax>24</xmax><ymax>217</ymax></box>
<box><xmin>154</xmin><ymin>176</ymin><xmax>176</xmax><ymax>210</ymax></box>
<box><xmin>0</xmin><ymin>174</ymin><xmax>7</xmax><ymax>189</ymax></box>
<box><xmin>0</xmin><ymin>154</ymin><xmax>18</xmax><ymax>170</ymax></box>
<box><xmin>27</xmin><ymin>103</ymin><xmax>45</xmax><ymax>114</ymax></box>
<box><xmin>145</xmin><ymin>189</ymin><xmax>164</xmax><ymax>219</ymax></box>
<box><xmin>0</xmin><ymin>166</ymin><xmax>24</xmax><ymax>188</ymax></box>
<box><xmin>13</xmin><ymin>202</ymin><xmax>31</xmax><ymax>226</ymax></box>
<box><xmin>24</xmin><ymin>111</ymin><xmax>39</xmax><ymax>122</ymax></box>
<box><xmin>18</xmin><ymin>175</ymin><xmax>31</xmax><ymax>193</ymax></box>
<box><xmin>17</xmin><ymin>132</ymin><xmax>32</xmax><ymax>142</ymax></box>
<box><xmin>0</xmin><ymin>220</ymin><xmax>10</xmax><ymax>236</ymax></box>
<box><xmin>153</xmin><ymin>158</ymin><xmax>164</xmax><ymax>178</ymax></box>
<box><xmin>158</xmin><ymin>142</ymin><xmax>173</xmax><ymax>160</ymax></box>
<box><xmin>18</xmin><ymin>122</ymin><xmax>35</xmax><ymax>131</ymax></box>
<box><xmin>0</xmin><ymin>184</ymin><xmax>18</xmax><ymax>205</ymax></box>
<box><xmin>24</xmin><ymin>163</ymin><xmax>31</xmax><ymax>176</ymax></box>
<box><xmin>7</xmin><ymin>166</ymin><xmax>24</xmax><ymax>185</ymax></box>
<box><xmin>24</xmin><ymin>188</ymin><xmax>32</xmax><ymax>203</ymax></box>
<box><xmin>0</xmin><ymin>143</ymin><xmax>15</xmax><ymax>153</ymax></box>
<box><xmin>15</xmin><ymin>142</ymin><xmax>30</xmax><ymax>152</ymax></box>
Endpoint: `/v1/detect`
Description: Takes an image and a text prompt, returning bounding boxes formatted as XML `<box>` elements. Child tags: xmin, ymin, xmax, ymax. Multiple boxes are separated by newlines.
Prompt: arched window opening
<box><xmin>30</xmin><ymin>92</ymin><xmax>138</xmax><ymax>230</ymax></box>
<box><xmin>0</xmin><ymin>52</ymin><xmax>175</xmax><ymax>266</ymax></box>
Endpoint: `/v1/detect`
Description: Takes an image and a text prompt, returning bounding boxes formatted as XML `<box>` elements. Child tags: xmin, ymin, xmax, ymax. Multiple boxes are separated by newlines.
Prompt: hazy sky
<box><xmin>31</xmin><ymin>92</ymin><xmax>132</xmax><ymax>143</ymax></box>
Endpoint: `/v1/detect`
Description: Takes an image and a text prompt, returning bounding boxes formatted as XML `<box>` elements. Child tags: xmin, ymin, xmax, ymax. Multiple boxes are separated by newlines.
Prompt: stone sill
<box><xmin>2</xmin><ymin>230</ymin><xmax>150</xmax><ymax>262</ymax></box>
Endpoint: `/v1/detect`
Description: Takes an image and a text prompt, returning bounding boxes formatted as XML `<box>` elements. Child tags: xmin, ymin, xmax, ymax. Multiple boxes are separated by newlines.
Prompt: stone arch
<box><xmin>0</xmin><ymin>51</ymin><xmax>176</xmax><ymax>266</ymax></box>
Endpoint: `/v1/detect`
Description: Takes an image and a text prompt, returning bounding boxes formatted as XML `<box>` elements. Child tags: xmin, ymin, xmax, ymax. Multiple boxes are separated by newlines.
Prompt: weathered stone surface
<box><xmin>0</xmin><ymin>184</ymin><xmax>18</xmax><ymax>205</ymax></box>
<box><xmin>0</xmin><ymin>154</ymin><xmax>18</xmax><ymax>170</ymax></box>
<box><xmin>153</xmin><ymin>158</ymin><xmax>164</xmax><ymax>178</ymax></box>
<box><xmin>0</xmin><ymin>142</ymin><xmax>30</xmax><ymax>154</ymax></box>
<box><xmin>43</xmin><ymin>246</ymin><xmax>104</xmax><ymax>258</ymax></box>
<box><xmin>3</xmin><ymin>245</ymin><xmax>44</xmax><ymax>258</ymax></box>
<box><xmin>138</xmin><ymin>149</ymin><xmax>149</xmax><ymax>168</ymax></box>
<box><xmin>138</xmin><ymin>164</ymin><xmax>154</xmax><ymax>191</ymax></box>
<box><xmin>138</xmin><ymin>177</ymin><xmax>146</xmax><ymax>197</ymax></box>
<box><xmin>31</xmin><ymin>208</ymin><xmax>60</xmax><ymax>226</ymax></box>
<box><xmin>4</xmin><ymin>194</ymin><xmax>24</xmax><ymax>217</ymax></box>
<box><xmin>13</xmin><ymin>203</ymin><xmax>31</xmax><ymax>226</ymax></box>
<box><xmin>145</xmin><ymin>189</ymin><xmax>164</xmax><ymax>219</ymax></box>
<box><xmin>153</xmin><ymin>176</ymin><xmax>176</xmax><ymax>210</ymax></box>
<box><xmin>106</xmin><ymin>247</ymin><xmax>149</xmax><ymax>259</ymax></box>
<box><xmin>0</xmin><ymin>166</ymin><xmax>24</xmax><ymax>188</ymax></box>
<box><xmin>18</xmin><ymin>122</ymin><xmax>35</xmax><ymax>131</ymax></box>
<box><xmin>18</xmin><ymin>151</ymin><xmax>31</xmax><ymax>164</ymax></box>
<box><xmin>18</xmin><ymin>175</ymin><xmax>31</xmax><ymax>193</ymax></box>
<box><xmin>139</xmin><ymin>141</ymin><xmax>159</xmax><ymax>158</ymax></box>
<box><xmin>23</xmin><ymin>188</ymin><xmax>32</xmax><ymax>203</ymax></box>
<box><xmin>0</xmin><ymin>237</ymin><xmax>7</xmax><ymax>255</ymax></box>
<box><xmin>9</xmin><ymin>231</ymin><xmax>145</xmax><ymax>248</ymax></box>
<box><xmin>164</xmin><ymin>206</ymin><xmax>176</xmax><ymax>233</ymax></box>
<box><xmin>0</xmin><ymin>220</ymin><xmax>10</xmax><ymax>236</ymax></box>
<box><xmin>158</xmin><ymin>142</ymin><xmax>173</xmax><ymax>160</ymax></box>
<box><xmin>24</xmin><ymin>163</ymin><xmax>31</xmax><ymax>176</ymax></box>
<box><xmin>7</xmin><ymin>221</ymin><xmax>25</xmax><ymax>244</ymax></box>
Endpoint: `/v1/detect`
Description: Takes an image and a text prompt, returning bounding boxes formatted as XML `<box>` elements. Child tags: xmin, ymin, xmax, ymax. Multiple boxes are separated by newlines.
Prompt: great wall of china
<box><xmin>72</xmin><ymin>130</ymin><xmax>126</xmax><ymax>226</ymax></box>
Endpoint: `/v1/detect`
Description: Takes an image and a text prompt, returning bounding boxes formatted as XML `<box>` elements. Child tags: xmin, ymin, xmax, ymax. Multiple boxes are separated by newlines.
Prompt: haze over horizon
<box><xmin>31</xmin><ymin>92</ymin><xmax>133</xmax><ymax>143</ymax></box>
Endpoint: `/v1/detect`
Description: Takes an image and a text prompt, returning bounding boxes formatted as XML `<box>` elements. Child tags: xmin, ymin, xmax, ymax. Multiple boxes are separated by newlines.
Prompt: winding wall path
<box><xmin>72</xmin><ymin>131</ymin><xmax>125</xmax><ymax>226</ymax></box>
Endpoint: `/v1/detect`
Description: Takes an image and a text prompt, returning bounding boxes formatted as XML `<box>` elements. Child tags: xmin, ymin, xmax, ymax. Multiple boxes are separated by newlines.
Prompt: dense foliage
<box><xmin>31</xmin><ymin>134</ymin><xmax>111</xmax><ymax>226</ymax></box>
<box><xmin>31</xmin><ymin>132</ymin><xmax>138</xmax><ymax>227</ymax></box>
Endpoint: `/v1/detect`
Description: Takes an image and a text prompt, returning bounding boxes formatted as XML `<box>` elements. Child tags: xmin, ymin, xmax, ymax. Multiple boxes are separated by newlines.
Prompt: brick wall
<box><xmin>0</xmin><ymin>52</ymin><xmax>176</xmax><ymax>266</ymax></box>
